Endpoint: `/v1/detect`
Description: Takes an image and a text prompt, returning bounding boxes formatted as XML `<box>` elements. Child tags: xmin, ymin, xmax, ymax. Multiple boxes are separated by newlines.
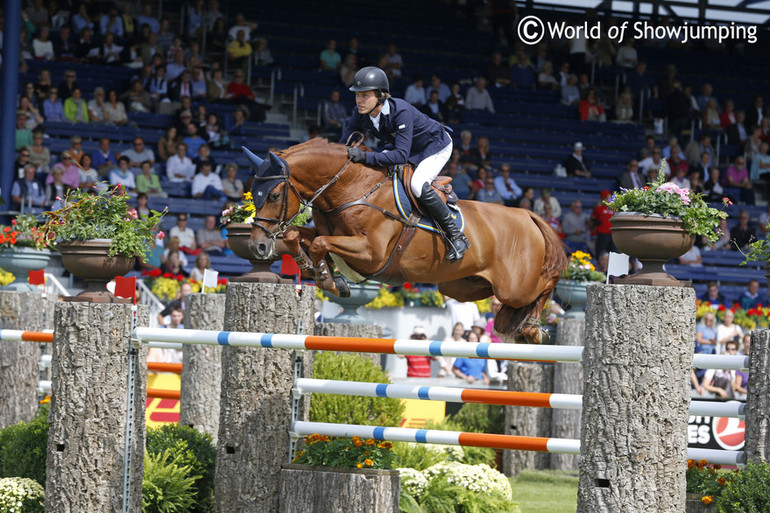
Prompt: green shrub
<box><xmin>146</xmin><ymin>425</ymin><xmax>216</xmax><ymax>513</ymax></box>
<box><xmin>716</xmin><ymin>461</ymin><xmax>770</xmax><ymax>512</ymax></box>
<box><xmin>416</xmin><ymin>472</ymin><xmax>520</xmax><ymax>513</ymax></box>
<box><xmin>0</xmin><ymin>477</ymin><xmax>45</xmax><ymax>513</ymax></box>
<box><xmin>0</xmin><ymin>408</ymin><xmax>49</xmax><ymax>486</ymax></box>
<box><xmin>392</xmin><ymin>442</ymin><xmax>451</xmax><ymax>471</ymax></box>
<box><xmin>450</xmin><ymin>403</ymin><xmax>505</xmax><ymax>434</ymax></box>
<box><xmin>142</xmin><ymin>450</ymin><xmax>200</xmax><ymax>513</ymax></box>
<box><xmin>310</xmin><ymin>352</ymin><xmax>404</xmax><ymax>427</ymax></box>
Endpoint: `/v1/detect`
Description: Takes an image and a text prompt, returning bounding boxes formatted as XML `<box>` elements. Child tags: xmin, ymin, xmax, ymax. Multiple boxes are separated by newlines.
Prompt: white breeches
<box><xmin>411</xmin><ymin>139</ymin><xmax>453</xmax><ymax>198</ymax></box>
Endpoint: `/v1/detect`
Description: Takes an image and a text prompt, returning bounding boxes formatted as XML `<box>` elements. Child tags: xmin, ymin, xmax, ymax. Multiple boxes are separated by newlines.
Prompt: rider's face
<box><xmin>355</xmin><ymin>90</ymin><xmax>379</xmax><ymax>113</ymax></box>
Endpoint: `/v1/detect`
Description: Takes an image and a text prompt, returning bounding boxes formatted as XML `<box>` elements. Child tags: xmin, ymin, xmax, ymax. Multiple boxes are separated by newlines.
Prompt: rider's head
<box><xmin>349</xmin><ymin>66</ymin><xmax>390</xmax><ymax>115</ymax></box>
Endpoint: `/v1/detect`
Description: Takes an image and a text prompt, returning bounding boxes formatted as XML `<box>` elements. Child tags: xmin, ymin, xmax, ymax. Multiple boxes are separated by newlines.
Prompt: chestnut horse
<box><xmin>246</xmin><ymin>138</ymin><xmax>567</xmax><ymax>343</ymax></box>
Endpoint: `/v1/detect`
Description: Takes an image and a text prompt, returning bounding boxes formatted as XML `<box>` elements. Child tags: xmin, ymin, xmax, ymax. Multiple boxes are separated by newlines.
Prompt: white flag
<box><xmin>203</xmin><ymin>269</ymin><xmax>219</xmax><ymax>290</ymax></box>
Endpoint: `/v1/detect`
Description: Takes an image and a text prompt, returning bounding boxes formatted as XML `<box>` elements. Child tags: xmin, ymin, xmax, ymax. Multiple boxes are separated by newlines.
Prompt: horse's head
<box><xmin>243</xmin><ymin>147</ymin><xmax>303</xmax><ymax>260</ymax></box>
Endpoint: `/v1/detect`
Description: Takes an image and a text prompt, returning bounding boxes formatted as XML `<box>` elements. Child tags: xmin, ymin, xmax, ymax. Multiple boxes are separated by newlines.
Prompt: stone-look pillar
<box><xmin>314</xmin><ymin>322</ymin><xmax>383</xmax><ymax>366</ymax></box>
<box><xmin>745</xmin><ymin>329</ymin><xmax>770</xmax><ymax>463</ymax></box>
<box><xmin>503</xmin><ymin>361</ymin><xmax>553</xmax><ymax>477</ymax></box>
<box><xmin>0</xmin><ymin>291</ymin><xmax>46</xmax><ymax>429</ymax></box>
<box><xmin>181</xmin><ymin>294</ymin><xmax>225</xmax><ymax>442</ymax></box>
<box><xmin>550</xmin><ymin>317</ymin><xmax>584</xmax><ymax>471</ymax></box>
<box><xmin>46</xmin><ymin>303</ymin><xmax>148</xmax><ymax>513</ymax></box>
<box><xmin>215</xmin><ymin>283</ymin><xmax>314</xmax><ymax>513</ymax></box>
<box><xmin>577</xmin><ymin>285</ymin><xmax>694</xmax><ymax>513</ymax></box>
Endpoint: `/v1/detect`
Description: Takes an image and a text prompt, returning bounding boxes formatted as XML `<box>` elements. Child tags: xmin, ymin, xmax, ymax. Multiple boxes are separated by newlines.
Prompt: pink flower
<box><xmin>157</xmin><ymin>231</ymin><xmax>165</xmax><ymax>240</ymax></box>
<box><xmin>723</xmin><ymin>197</ymin><xmax>733</xmax><ymax>207</ymax></box>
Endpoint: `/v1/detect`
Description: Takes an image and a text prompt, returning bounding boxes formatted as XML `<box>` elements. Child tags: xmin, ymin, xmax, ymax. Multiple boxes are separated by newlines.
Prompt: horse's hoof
<box><xmin>334</xmin><ymin>276</ymin><xmax>350</xmax><ymax>298</ymax></box>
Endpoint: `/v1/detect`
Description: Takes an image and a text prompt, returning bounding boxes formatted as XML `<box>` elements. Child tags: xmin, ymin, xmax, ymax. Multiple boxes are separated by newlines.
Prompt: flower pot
<box><xmin>279</xmin><ymin>464</ymin><xmax>399</xmax><ymax>513</ymax></box>
<box><xmin>0</xmin><ymin>247</ymin><xmax>51</xmax><ymax>291</ymax></box>
<box><xmin>226</xmin><ymin>223</ymin><xmax>293</xmax><ymax>283</ymax></box>
<box><xmin>610</xmin><ymin>212</ymin><xmax>694</xmax><ymax>287</ymax></box>
<box><xmin>59</xmin><ymin>239</ymin><xmax>136</xmax><ymax>303</ymax></box>
<box><xmin>554</xmin><ymin>280</ymin><xmax>589</xmax><ymax>318</ymax></box>
<box><xmin>328</xmin><ymin>282</ymin><xmax>381</xmax><ymax>323</ymax></box>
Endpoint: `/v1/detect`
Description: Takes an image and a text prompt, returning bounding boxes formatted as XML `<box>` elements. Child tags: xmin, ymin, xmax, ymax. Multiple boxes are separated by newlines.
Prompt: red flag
<box><xmin>281</xmin><ymin>254</ymin><xmax>300</xmax><ymax>277</ymax></box>
<box><xmin>114</xmin><ymin>276</ymin><xmax>137</xmax><ymax>302</ymax></box>
<box><xmin>28</xmin><ymin>269</ymin><xmax>45</xmax><ymax>286</ymax></box>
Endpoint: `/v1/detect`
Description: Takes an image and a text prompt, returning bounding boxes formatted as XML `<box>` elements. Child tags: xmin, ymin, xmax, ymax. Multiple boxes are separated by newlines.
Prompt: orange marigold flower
<box><xmin>356</xmin><ymin>463</ymin><xmax>363</xmax><ymax>469</ymax></box>
<box><xmin>701</xmin><ymin>496</ymin><xmax>713</xmax><ymax>505</ymax></box>
<box><xmin>364</xmin><ymin>459</ymin><xmax>373</xmax><ymax>466</ymax></box>
<box><xmin>713</xmin><ymin>464</ymin><xmax>721</xmax><ymax>470</ymax></box>
<box><xmin>698</xmin><ymin>459</ymin><xmax>708</xmax><ymax>468</ymax></box>
<box><xmin>365</xmin><ymin>439</ymin><xmax>375</xmax><ymax>446</ymax></box>
<box><xmin>687</xmin><ymin>459</ymin><xmax>695</xmax><ymax>468</ymax></box>
<box><xmin>717</xmin><ymin>477</ymin><xmax>726</xmax><ymax>485</ymax></box>
<box><xmin>353</xmin><ymin>439</ymin><xmax>363</xmax><ymax>447</ymax></box>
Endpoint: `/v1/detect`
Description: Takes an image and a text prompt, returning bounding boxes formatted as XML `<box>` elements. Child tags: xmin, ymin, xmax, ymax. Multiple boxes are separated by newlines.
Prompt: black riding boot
<box><xmin>419</xmin><ymin>182</ymin><xmax>470</xmax><ymax>262</ymax></box>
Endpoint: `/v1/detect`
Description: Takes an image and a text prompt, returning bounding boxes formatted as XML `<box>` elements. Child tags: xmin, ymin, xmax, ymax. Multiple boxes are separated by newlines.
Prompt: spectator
<box><xmin>441</xmin><ymin>162</ymin><xmax>472</xmax><ymax>200</ymax></box>
<box><xmin>226</xmin><ymin>106</ymin><xmax>249</xmax><ymax>136</ymax></box>
<box><xmin>383</xmin><ymin>43</ymin><xmax>403</xmax><ymax>77</ymax></box>
<box><xmin>590</xmin><ymin>190</ymin><xmax>616</xmax><ymax>256</ymax></box>
<box><xmin>118</xmin><ymin>137</ymin><xmax>155</xmax><ymax>174</ymax></box>
<box><xmin>493</xmin><ymin>163</ymin><xmax>521</xmax><ymax>206</ymax></box>
<box><xmin>15</xmin><ymin>114</ymin><xmax>33</xmax><ymax>151</ymax></box>
<box><xmin>166</xmin><ymin>142</ymin><xmax>196</xmax><ymax>183</ymax></box>
<box><xmin>193</xmin><ymin>143</ymin><xmax>217</xmax><ymax>173</ymax></box>
<box><xmin>700</xmin><ymin>282</ymin><xmax>728</xmax><ymax>309</ymax></box>
<box><xmin>720</xmin><ymin>100</ymin><xmax>737</xmax><ymax>130</ymax></box>
<box><xmin>745</xmin><ymin>95</ymin><xmax>764</xmax><ymax>131</ymax></box>
<box><xmin>121</xmin><ymin>3</ymin><xmax>137</xmax><ymax>43</ymax></box>
<box><xmin>702</xmin><ymin>355</ymin><xmax>736</xmax><ymax>399</ymax></box>
<box><xmin>322</xmin><ymin>90</ymin><xmax>348</xmax><ymax>138</ymax></box>
<box><xmin>664</xmin><ymin>82</ymin><xmax>691</xmax><ymax>137</ymax></box>
<box><xmin>104</xmin><ymin>89</ymin><xmax>128</xmax><ymax>125</ymax></box>
<box><xmin>744</xmin><ymin>126</ymin><xmax>762</xmax><ymax>163</ymax></box>
<box><xmin>44</xmin><ymin>167</ymin><xmax>70</xmax><ymax>207</ymax></box>
<box><xmin>156</xmin><ymin>18</ymin><xmax>176</xmax><ymax>52</ymax></box>
<box><xmin>678</xmin><ymin>244</ymin><xmax>702</xmax><ymax>267</ymax></box>
<box><xmin>27</xmin><ymin>132</ymin><xmax>50</xmax><ymax>173</ymax></box>
<box><xmin>166</xmin><ymin>47</ymin><xmax>187</xmax><ymax>81</ymax></box>
<box><xmin>157</xmin><ymin>282</ymin><xmax>193</xmax><ymax>326</ymax></box>
<box><xmin>669</xmin><ymin>151</ymin><xmax>689</xmax><ymax>178</ymax></box>
<box><xmin>452</xmin><ymin>331</ymin><xmax>490</xmax><ymax>385</ymax></box>
<box><xmin>541</xmin><ymin>203</ymin><xmax>563</xmax><ymax>237</ymax></box>
<box><xmin>140</xmin><ymin>31</ymin><xmax>163</xmax><ymax>65</ymax></box>
<box><xmin>191</xmin><ymin>161</ymin><xmax>224</xmax><ymax>200</ymax></box>
<box><xmin>136</xmin><ymin>3</ymin><xmax>160</xmax><ymax>34</ymax></box>
<box><xmin>11</xmin><ymin>164</ymin><xmax>46</xmax><ymax>210</ymax></box>
<box><xmin>57</xmin><ymin>69</ymin><xmax>80</xmax><ymax>101</ymax></box>
<box><xmin>684</xmin><ymin>133</ymin><xmax>713</xmax><ymax>167</ymax></box>
<box><xmin>222</xmin><ymin>163</ymin><xmax>244</xmax><ymax>201</ymax></box>
<box><xmin>87</xmin><ymin>87</ymin><xmax>108</xmax><ymax>123</ymax></box>
<box><xmin>18</xmin><ymin>95</ymin><xmax>43</xmax><ymax>131</ymax></box>
<box><xmin>639</xmin><ymin>147</ymin><xmax>669</xmax><ymax>179</ymax></box>
<box><xmin>737</xmin><ymin>279</ymin><xmax>763</xmax><ymax>311</ymax></box>
<box><xmin>716</xmin><ymin>311</ymin><xmax>743</xmax><ymax>356</ymax></box>
<box><xmin>109</xmin><ymin>156</ymin><xmax>137</xmax><ymax>193</ymax></box>
<box><xmin>227</xmin><ymin>70</ymin><xmax>264</xmax><ymax>121</ymax></box>
<box><xmin>228</xmin><ymin>12</ymin><xmax>257</xmax><ymax>41</ymax></box>
<box><xmin>197</xmin><ymin>215</ymin><xmax>226</xmax><ymax>255</ymax></box>
<box><xmin>615</xmin><ymin>39</ymin><xmax>637</xmax><ymax>69</ymax></box>
<box><xmin>561</xmin><ymin>74</ymin><xmax>580</xmax><ymax>106</ymax></box>
<box><xmin>319</xmin><ymin>38</ymin><xmax>341</xmax><ymax>71</ymax></box>
<box><xmin>465</xmin><ymin>77</ymin><xmax>495</xmax><ymax>114</ymax></box>
<box><xmin>339</xmin><ymin>53</ymin><xmax>358</xmax><ymax>87</ymax></box>
<box><xmin>759</xmin><ymin>204</ymin><xmax>770</xmax><ymax>235</ymax></box>
<box><xmin>135</xmin><ymin>160</ymin><xmax>167</xmax><ymax>197</ymax></box>
<box><xmin>189</xmin><ymin>252</ymin><xmax>212</xmax><ymax>283</ymax></box>
<box><xmin>486</xmin><ymin>51</ymin><xmax>511</xmax><ymax>88</ymax></box>
<box><xmin>472</xmin><ymin>136</ymin><xmax>492</xmax><ymax>167</ymax></box>
<box><xmin>725</xmin><ymin>156</ymin><xmax>754</xmax><ymax>205</ymax></box>
<box><xmin>701</xmin><ymin>98</ymin><xmax>721</xmax><ymax>130</ymax></box>
<box><xmin>619</xmin><ymin>159</ymin><xmax>644</xmax><ymax>189</ymax></box>
<box><xmin>662</xmin><ymin>136</ymin><xmax>685</xmax><ymax>160</ymax></box>
<box><xmin>206</xmin><ymin>17</ymin><xmax>228</xmax><ymax>59</ymax></box>
<box><xmin>537</xmin><ymin>61</ymin><xmax>559</xmax><ymax>91</ymax></box>
<box><xmin>439</xmin><ymin>322</ymin><xmax>465</xmax><ymax>377</ymax></box>
<box><xmin>614</xmin><ymin>88</ymin><xmax>634</xmax><ymax>122</ymax></box>
<box><xmin>533</xmin><ymin>188</ymin><xmax>562</xmax><ymax>218</ymax></box>
<box><xmin>578</xmin><ymin>88</ymin><xmax>606</xmax><ymax>122</ymax></box>
<box><xmin>709</xmin><ymin>219</ymin><xmax>732</xmax><ymax>251</ymax></box>
<box><xmin>148</xmin><ymin>65</ymin><xmax>171</xmax><ymax>106</ymax></box>
<box><xmin>168</xmin><ymin>215</ymin><xmax>198</xmax><ymax>255</ymax></box>
<box><xmin>671</xmin><ymin>166</ymin><xmax>691</xmax><ymax>189</ymax></box>
<box><xmin>77</xmin><ymin>154</ymin><xmax>100</xmax><ymax>189</ymax></box>
<box><xmin>182</xmin><ymin>122</ymin><xmax>206</xmax><ymax>156</ymax></box>
<box><xmin>66</xmin><ymin>136</ymin><xmax>85</xmax><ymax>163</ymax></box>
<box><xmin>122</xmin><ymin>79</ymin><xmax>152</xmax><ymax>113</ymax></box>
<box><xmin>476</xmin><ymin>175</ymin><xmax>503</xmax><ymax>204</ymax></box>
<box><xmin>32</xmin><ymin>26</ymin><xmax>54</xmax><ymax>60</ymax></box>
<box><xmin>404</xmin><ymin>76</ymin><xmax>427</xmax><ymax>106</ymax></box>
<box><xmin>14</xmin><ymin>148</ymin><xmax>33</xmax><ymax>179</ymax></box>
<box><xmin>729</xmin><ymin>211</ymin><xmax>756</xmax><ymax>251</ymax></box>
<box><xmin>190</xmin><ymin>67</ymin><xmax>208</xmax><ymax>100</ymax></box>
<box><xmin>564</xmin><ymin>142</ymin><xmax>591</xmax><ymax>177</ymax></box>
<box><xmin>625</xmin><ymin>61</ymin><xmax>657</xmax><ymax>106</ymax></box>
<box><xmin>403</xmin><ymin>327</ymin><xmax>432</xmax><ymax>377</ymax></box>
<box><xmin>750</xmin><ymin>142</ymin><xmax>770</xmax><ymax>181</ymax></box>
<box><xmin>100</xmin><ymin>32</ymin><xmax>123</xmax><ymax>65</ymax></box>
<box><xmin>704</xmin><ymin>167</ymin><xmax>726</xmax><ymax>203</ymax></box>
<box><xmin>228</xmin><ymin>29</ymin><xmax>252</xmax><ymax>73</ymax></box>
<box><xmin>426</xmin><ymin>74</ymin><xmax>451</xmax><ymax>103</ymax></box>
<box><xmin>696</xmin><ymin>83</ymin><xmax>716</xmax><ymax>112</ymax></box>
<box><xmin>91</xmin><ymin>137</ymin><xmax>116</xmax><ymax>177</ymax></box>
<box><xmin>562</xmin><ymin>200</ymin><xmax>590</xmax><ymax>244</ymax></box>
<box><xmin>47</xmin><ymin>153</ymin><xmax>79</xmax><ymax>189</ymax></box>
<box><xmin>510</xmin><ymin>54</ymin><xmax>536</xmax><ymax>90</ymax></box>
<box><xmin>253</xmin><ymin>38</ymin><xmax>274</xmax><ymax>67</ymax></box>
<box><xmin>206</xmin><ymin>68</ymin><xmax>227</xmax><ymax>102</ymax></box>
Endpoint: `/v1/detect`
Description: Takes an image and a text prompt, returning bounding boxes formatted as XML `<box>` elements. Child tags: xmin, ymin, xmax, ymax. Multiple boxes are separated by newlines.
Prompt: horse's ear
<box><xmin>269</xmin><ymin>152</ymin><xmax>284</xmax><ymax>174</ymax></box>
<box><xmin>241</xmin><ymin>146</ymin><xmax>264</xmax><ymax>169</ymax></box>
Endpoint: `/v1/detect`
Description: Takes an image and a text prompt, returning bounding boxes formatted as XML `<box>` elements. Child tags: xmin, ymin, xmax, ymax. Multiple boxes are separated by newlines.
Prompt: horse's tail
<box><xmin>494</xmin><ymin>212</ymin><xmax>568</xmax><ymax>341</ymax></box>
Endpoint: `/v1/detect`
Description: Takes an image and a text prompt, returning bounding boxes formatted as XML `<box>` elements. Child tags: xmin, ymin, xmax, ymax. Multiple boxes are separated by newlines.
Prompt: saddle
<box><xmin>398</xmin><ymin>164</ymin><xmax>457</xmax><ymax>217</ymax></box>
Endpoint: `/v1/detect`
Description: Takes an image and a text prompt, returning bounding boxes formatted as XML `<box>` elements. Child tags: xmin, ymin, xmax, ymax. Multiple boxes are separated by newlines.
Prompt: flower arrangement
<box><xmin>686</xmin><ymin>459</ymin><xmax>733</xmax><ymax>506</ymax></box>
<box><xmin>0</xmin><ymin>214</ymin><xmax>52</xmax><ymax>251</ymax></box>
<box><xmin>696</xmin><ymin>299</ymin><xmax>768</xmax><ymax>330</ymax></box>
<box><xmin>397</xmin><ymin>467</ymin><xmax>428</xmax><ymax>499</ymax></box>
<box><xmin>365</xmin><ymin>283</ymin><xmax>445</xmax><ymax>309</ymax></box>
<box><xmin>561</xmin><ymin>251</ymin><xmax>605</xmax><ymax>283</ymax></box>
<box><xmin>292</xmin><ymin>434</ymin><xmax>394</xmax><ymax>470</ymax></box>
<box><xmin>40</xmin><ymin>187</ymin><xmax>166</xmax><ymax>257</ymax></box>
<box><xmin>422</xmin><ymin>461</ymin><xmax>513</xmax><ymax>500</ymax></box>
<box><xmin>605</xmin><ymin>164</ymin><xmax>728</xmax><ymax>245</ymax></box>
<box><xmin>0</xmin><ymin>269</ymin><xmax>13</xmax><ymax>287</ymax></box>
<box><xmin>141</xmin><ymin>269</ymin><xmax>228</xmax><ymax>302</ymax></box>
<box><xmin>0</xmin><ymin>477</ymin><xmax>45</xmax><ymax>513</ymax></box>
<box><xmin>220</xmin><ymin>191</ymin><xmax>312</xmax><ymax>226</ymax></box>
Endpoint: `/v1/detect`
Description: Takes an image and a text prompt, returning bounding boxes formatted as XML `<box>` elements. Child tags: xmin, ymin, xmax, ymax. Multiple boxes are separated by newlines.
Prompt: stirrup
<box><xmin>445</xmin><ymin>236</ymin><xmax>469</xmax><ymax>262</ymax></box>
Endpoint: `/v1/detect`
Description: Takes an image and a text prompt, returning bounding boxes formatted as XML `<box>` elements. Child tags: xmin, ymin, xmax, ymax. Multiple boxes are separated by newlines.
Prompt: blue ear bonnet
<box><xmin>243</xmin><ymin>147</ymin><xmax>289</xmax><ymax>209</ymax></box>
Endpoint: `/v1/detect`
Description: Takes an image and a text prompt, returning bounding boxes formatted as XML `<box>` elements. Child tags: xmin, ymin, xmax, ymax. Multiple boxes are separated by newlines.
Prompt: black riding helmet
<box><xmin>349</xmin><ymin>66</ymin><xmax>390</xmax><ymax>93</ymax></box>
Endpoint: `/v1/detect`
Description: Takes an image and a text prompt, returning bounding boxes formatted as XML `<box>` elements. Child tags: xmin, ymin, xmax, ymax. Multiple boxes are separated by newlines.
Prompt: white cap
<box><xmin>412</xmin><ymin>326</ymin><xmax>425</xmax><ymax>336</ymax></box>
<box><xmin>574</xmin><ymin>142</ymin><xmax>584</xmax><ymax>151</ymax></box>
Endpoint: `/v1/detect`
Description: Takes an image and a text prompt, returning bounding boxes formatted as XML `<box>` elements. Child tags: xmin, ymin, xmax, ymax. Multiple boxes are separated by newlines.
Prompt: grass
<box><xmin>510</xmin><ymin>469</ymin><xmax>579</xmax><ymax>513</ymax></box>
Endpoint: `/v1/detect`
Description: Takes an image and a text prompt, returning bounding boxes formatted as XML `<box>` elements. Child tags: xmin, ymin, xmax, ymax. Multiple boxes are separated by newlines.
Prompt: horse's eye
<box><xmin>269</xmin><ymin>192</ymin><xmax>281</xmax><ymax>202</ymax></box>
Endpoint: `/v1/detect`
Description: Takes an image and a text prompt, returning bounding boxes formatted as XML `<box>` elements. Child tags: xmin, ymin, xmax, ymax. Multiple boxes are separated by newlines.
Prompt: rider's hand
<box><xmin>348</xmin><ymin>147</ymin><xmax>366</xmax><ymax>163</ymax></box>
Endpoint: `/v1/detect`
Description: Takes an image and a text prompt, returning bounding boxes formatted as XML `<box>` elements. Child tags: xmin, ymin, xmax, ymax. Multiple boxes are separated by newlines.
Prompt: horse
<box><xmin>245</xmin><ymin>138</ymin><xmax>568</xmax><ymax>344</ymax></box>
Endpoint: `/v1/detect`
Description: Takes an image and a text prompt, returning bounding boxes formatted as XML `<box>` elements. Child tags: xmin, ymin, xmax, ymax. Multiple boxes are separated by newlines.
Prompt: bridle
<box><xmin>250</xmin><ymin>134</ymin><xmax>364</xmax><ymax>240</ymax></box>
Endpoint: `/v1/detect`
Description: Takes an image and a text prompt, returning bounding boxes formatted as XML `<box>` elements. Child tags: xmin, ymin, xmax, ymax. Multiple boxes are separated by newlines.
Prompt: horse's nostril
<box><xmin>256</xmin><ymin>243</ymin><xmax>267</xmax><ymax>255</ymax></box>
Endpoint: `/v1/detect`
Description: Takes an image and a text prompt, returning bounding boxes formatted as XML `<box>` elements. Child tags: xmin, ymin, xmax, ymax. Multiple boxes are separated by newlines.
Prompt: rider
<box><xmin>340</xmin><ymin>66</ymin><xmax>470</xmax><ymax>262</ymax></box>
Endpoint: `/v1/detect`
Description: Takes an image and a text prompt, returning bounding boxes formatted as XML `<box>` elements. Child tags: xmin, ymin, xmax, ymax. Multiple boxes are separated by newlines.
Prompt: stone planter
<box><xmin>0</xmin><ymin>247</ymin><xmax>51</xmax><ymax>291</ymax></box>
<box><xmin>329</xmin><ymin>282</ymin><xmax>381</xmax><ymax>323</ymax></box>
<box><xmin>58</xmin><ymin>239</ymin><xmax>135</xmax><ymax>303</ymax></box>
<box><xmin>226</xmin><ymin>223</ymin><xmax>292</xmax><ymax>283</ymax></box>
<box><xmin>279</xmin><ymin>464</ymin><xmax>399</xmax><ymax>513</ymax></box>
<box><xmin>554</xmin><ymin>280</ymin><xmax>588</xmax><ymax>318</ymax></box>
<box><xmin>610</xmin><ymin>212</ymin><xmax>694</xmax><ymax>286</ymax></box>
<box><xmin>686</xmin><ymin>493</ymin><xmax>714</xmax><ymax>512</ymax></box>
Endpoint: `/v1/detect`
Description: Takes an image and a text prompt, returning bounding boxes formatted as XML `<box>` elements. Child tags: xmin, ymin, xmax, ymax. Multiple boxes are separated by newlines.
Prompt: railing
<box><xmin>44</xmin><ymin>273</ymin><xmax>70</xmax><ymax>297</ymax></box>
<box><xmin>137</xmin><ymin>279</ymin><xmax>165</xmax><ymax>328</ymax></box>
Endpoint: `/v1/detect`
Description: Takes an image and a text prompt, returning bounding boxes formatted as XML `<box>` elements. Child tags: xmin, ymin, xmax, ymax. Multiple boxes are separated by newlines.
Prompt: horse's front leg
<box><xmin>308</xmin><ymin>234</ymin><xmax>373</xmax><ymax>297</ymax></box>
<box><xmin>283</xmin><ymin>226</ymin><xmax>318</xmax><ymax>280</ymax></box>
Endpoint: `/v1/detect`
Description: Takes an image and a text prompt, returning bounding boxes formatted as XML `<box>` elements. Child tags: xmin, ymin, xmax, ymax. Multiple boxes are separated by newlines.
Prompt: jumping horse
<box><xmin>245</xmin><ymin>138</ymin><xmax>567</xmax><ymax>344</ymax></box>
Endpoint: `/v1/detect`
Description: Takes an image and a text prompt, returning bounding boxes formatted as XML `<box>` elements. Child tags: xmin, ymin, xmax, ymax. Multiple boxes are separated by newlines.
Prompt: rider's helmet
<box><xmin>349</xmin><ymin>66</ymin><xmax>390</xmax><ymax>93</ymax></box>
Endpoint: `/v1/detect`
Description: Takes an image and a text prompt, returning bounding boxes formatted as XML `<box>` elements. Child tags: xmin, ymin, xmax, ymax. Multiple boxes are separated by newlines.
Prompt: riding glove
<box><xmin>348</xmin><ymin>147</ymin><xmax>367</xmax><ymax>163</ymax></box>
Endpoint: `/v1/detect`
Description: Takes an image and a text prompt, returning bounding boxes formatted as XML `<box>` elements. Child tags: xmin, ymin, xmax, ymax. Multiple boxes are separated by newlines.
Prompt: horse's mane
<box><xmin>276</xmin><ymin>137</ymin><xmax>348</xmax><ymax>159</ymax></box>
